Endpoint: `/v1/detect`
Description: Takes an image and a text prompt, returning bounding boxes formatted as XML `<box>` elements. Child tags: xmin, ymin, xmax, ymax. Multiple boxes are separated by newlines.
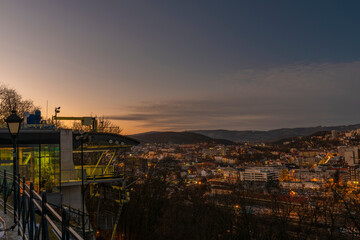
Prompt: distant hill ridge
<box><xmin>129</xmin><ymin>124</ymin><xmax>360</xmax><ymax>143</ymax></box>
<box><xmin>129</xmin><ymin>131</ymin><xmax>233</xmax><ymax>144</ymax></box>
<box><xmin>192</xmin><ymin>124</ymin><xmax>360</xmax><ymax>142</ymax></box>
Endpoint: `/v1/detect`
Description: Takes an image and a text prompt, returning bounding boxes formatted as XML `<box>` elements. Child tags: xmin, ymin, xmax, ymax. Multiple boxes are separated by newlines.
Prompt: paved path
<box><xmin>0</xmin><ymin>210</ymin><xmax>20</xmax><ymax>240</ymax></box>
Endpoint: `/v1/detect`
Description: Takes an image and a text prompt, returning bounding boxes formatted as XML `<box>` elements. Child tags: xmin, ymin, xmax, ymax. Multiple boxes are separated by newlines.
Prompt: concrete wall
<box><xmin>60</xmin><ymin>129</ymin><xmax>81</xmax><ymax>208</ymax></box>
<box><xmin>62</xmin><ymin>185</ymin><xmax>82</xmax><ymax>209</ymax></box>
<box><xmin>60</xmin><ymin>129</ymin><xmax>74</xmax><ymax>170</ymax></box>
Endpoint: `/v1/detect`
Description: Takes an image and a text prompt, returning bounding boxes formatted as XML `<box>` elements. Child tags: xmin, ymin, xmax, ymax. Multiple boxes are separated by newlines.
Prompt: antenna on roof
<box><xmin>46</xmin><ymin>100</ymin><xmax>48</xmax><ymax>120</ymax></box>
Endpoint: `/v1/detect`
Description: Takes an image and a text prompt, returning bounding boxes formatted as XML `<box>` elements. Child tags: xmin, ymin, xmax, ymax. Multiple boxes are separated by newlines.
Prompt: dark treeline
<box><xmin>89</xmin><ymin>161</ymin><xmax>360</xmax><ymax>240</ymax></box>
<box><xmin>118</xmin><ymin>177</ymin><xmax>234</xmax><ymax>240</ymax></box>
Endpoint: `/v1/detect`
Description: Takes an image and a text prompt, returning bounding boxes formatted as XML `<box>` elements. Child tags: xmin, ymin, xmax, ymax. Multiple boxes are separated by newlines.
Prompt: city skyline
<box><xmin>1</xmin><ymin>1</ymin><xmax>360</xmax><ymax>134</ymax></box>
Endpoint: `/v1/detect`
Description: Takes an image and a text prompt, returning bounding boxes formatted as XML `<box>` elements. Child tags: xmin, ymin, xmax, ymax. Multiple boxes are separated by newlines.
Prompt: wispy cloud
<box><xmin>108</xmin><ymin>61</ymin><xmax>360</xmax><ymax>131</ymax></box>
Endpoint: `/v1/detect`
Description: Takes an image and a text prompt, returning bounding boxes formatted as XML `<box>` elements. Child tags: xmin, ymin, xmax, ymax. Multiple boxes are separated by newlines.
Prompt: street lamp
<box><xmin>54</xmin><ymin>106</ymin><xmax>60</xmax><ymax>127</ymax></box>
<box><xmin>5</xmin><ymin>110</ymin><xmax>23</xmax><ymax>177</ymax></box>
<box><xmin>5</xmin><ymin>110</ymin><xmax>23</xmax><ymax>224</ymax></box>
<box><xmin>6</xmin><ymin>110</ymin><xmax>22</xmax><ymax>138</ymax></box>
<box><xmin>76</xmin><ymin>132</ymin><xmax>88</xmax><ymax>240</ymax></box>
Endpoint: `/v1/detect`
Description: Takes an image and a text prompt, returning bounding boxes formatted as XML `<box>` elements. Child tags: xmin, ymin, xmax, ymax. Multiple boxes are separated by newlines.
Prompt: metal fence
<box><xmin>61</xmin><ymin>166</ymin><xmax>122</xmax><ymax>183</ymax></box>
<box><xmin>0</xmin><ymin>170</ymin><xmax>84</xmax><ymax>240</ymax></box>
<box><xmin>61</xmin><ymin>169</ymin><xmax>86</xmax><ymax>183</ymax></box>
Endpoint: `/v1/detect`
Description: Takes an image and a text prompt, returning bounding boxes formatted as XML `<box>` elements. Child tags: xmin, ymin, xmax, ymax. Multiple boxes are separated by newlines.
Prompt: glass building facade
<box><xmin>0</xmin><ymin>144</ymin><xmax>61</xmax><ymax>192</ymax></box>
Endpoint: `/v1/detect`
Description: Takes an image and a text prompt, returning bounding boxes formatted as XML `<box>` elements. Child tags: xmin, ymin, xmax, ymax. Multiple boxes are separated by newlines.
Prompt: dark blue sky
<box><xmin>0</xmin><ymin>1</ymin><xmax>359</xmax><ymax>133</ymax></box>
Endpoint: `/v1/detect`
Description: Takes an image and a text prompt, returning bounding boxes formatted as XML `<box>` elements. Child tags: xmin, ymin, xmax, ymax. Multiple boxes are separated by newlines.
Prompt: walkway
<box><xmin>0</xmin><ymin>210</ymin><xmax>20</xmax><ymax>240</ymax></box>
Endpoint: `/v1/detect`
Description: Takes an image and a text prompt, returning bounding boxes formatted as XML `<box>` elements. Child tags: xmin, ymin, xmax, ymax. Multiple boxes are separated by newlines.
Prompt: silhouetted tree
<box><xmin>0</xmin><ymin>85</ymin><xmax>38</xmax><ymax>120</ymax></box>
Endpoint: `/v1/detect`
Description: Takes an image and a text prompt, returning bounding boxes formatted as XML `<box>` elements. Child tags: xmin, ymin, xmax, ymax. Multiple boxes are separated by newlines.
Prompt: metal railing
<box><xmin>61</xmin><ymin>166</ymin><xmax>123</xmax><ymax>183</ymax></box>
<box><xmin>76</xmin><ymin>165</ymin><xmax>117</xmax><ymax>178</ymax></box>
<box><xmin>0</xmin><ymin>170</ymin><xmax>84</xmax><ymax>240</ymax></box>
<box><xmin>61</xmin><ymin>169</ymin><xmax>86</xmax><ymax>183</ymax></box>
<box><xmin>64</xmin><ymin>205</ymin><xmax>92</xmax><ymax>234</ymax></box>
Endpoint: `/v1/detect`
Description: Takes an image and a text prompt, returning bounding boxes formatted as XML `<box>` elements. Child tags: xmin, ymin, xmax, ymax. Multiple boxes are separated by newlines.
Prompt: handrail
<box><xmin>0</xmin><ymin>170</ymin><xmax>84</xmax><ymax>240</ymax></box>
<box><xmin>62</xmin><ymin>167</ymin><xmax>123</xmax><ymax>183</ymax></box>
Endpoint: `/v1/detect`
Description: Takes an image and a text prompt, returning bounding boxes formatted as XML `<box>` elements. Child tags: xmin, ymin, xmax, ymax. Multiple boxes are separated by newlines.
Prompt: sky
<box><xmin>0</xmin><ymin>1</ymin><xmax>360</xmax><ymax>134</ymax></box>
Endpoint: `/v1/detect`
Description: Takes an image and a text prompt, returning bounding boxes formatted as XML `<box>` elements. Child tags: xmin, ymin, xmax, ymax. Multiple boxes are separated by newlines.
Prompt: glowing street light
<box><xmin>5</xmin><ymin>110</ymin><xmax>23</xmax><ymax>224</ymax></box>
<box><xmin>6</xmin><ymin>110</ymin><xmax>22</xmax><ymax>138</ymax></box>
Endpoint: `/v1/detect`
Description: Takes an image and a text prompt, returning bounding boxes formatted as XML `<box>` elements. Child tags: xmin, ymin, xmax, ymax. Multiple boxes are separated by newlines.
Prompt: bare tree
<box><xmin>97</xmin><ymin>116</ymin><xmax>122</xmax><ymax>134</ymax></box>
<box><xmin>71</xmin><ymin>116</ymin><xmax>122</xmax><ymax>134</ymax></box>
<box><xmin>0</xmin><ymin>85</ymin><xmax>39</xmax><ymax>121</ymax></box>
<box><xmin>71</xmin><ymin>121</ymin><xmax>92</xmax><ymax>132</ymax></box>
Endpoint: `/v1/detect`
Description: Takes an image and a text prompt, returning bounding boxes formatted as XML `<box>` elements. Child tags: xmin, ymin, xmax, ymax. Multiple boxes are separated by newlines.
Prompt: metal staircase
<box><xmin>0</xmin><ymin>170</ymin><xmax>84</xmax><ymax>240</ymax></box>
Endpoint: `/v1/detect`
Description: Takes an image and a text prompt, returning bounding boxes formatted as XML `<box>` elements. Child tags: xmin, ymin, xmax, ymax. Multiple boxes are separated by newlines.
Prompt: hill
<box><xmin>191</xmin><ymin>124</ymin><xmax>360</xmax><ymax>142</ymax></box>
<box><xmin>129</xmin><ymin>131</ymin><xmax>233</xmax><ymax>144</ymax></box>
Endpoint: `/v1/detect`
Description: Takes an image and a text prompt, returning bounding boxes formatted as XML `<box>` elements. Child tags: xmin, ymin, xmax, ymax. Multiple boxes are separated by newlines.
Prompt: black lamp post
<box><xmin>76</xmin><ymin>132</ymin><xmax>88</xmax><ymax>239</ymax></box>
<box><xmin>5</xmin><ymin>110</ymin><xmax>23</xmax><ymax>223</ymax></box>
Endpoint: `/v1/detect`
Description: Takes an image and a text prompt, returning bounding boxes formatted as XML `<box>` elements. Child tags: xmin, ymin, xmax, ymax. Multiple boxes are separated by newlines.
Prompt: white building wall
<box><xmin>242</xmin><ymin>168</ymin><xmax>279</xmax><ymax>181</ymax></box>
<box><xmin>345</xmin><ymin>147</ymin><xmax>359</xmax><ymax>166</ymax></box>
